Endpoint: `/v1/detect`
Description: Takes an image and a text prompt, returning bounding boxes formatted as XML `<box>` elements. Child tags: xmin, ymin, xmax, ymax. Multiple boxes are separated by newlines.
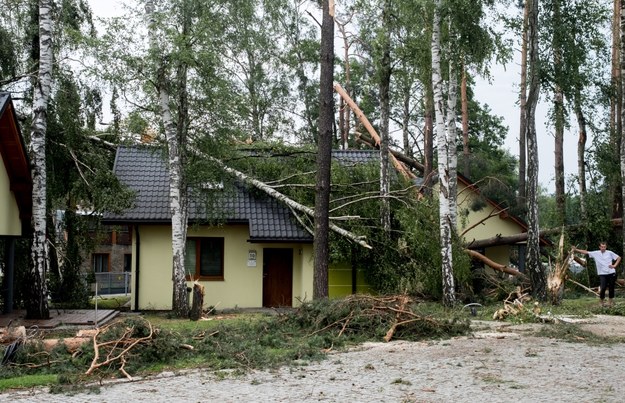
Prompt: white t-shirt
<box><xmin>588</xmin><ymin>250</ymin><xmax>620</xmax><ymax>275</ymax></box>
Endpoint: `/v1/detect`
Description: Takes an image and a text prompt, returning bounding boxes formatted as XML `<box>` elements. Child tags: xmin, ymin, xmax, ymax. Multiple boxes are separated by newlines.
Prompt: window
<box><xmin>92</xmin><ymin>253</ymin><xmax>110</xmax><ymax>273</ymax></box>
<box><xmin>185</xmin><ymin>238</ymin><xmax>224</xmax><ymax>280</ymax></box>
<box><xmin>116</xmin><ymin>225</ymin><xmax>132</xmax><ymax>245</ymax></box>
<box><xmin>123</xmin><ymin>254</ymin><xmax>132</xmax><ymax>272</ymax></box>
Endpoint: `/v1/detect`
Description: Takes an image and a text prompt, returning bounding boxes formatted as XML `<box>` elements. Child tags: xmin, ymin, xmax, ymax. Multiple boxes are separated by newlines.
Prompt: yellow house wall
<box><xmin>328</xmin><ymin>261</ymin><xmax>373</xmax><ymax>298</ymax></box>
<box><xmin>0</xmin><ymin>153</ymin><xmax>21</xmax><ymax>236</ymax></box>
<box><xmin>456</xmin><ymin>182</ymin><xmax>525</xmax><ymax>266</ymax></box>
<box><xmin>131</xmin><ymin>224</ymin><xmax>314</xmax><ymax>310</ymax></box>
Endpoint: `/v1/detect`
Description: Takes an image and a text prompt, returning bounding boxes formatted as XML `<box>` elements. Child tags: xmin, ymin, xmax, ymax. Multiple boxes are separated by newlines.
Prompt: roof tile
<box><xmin>105</xmin><ymin>146</ymin><xmax>312</xmax><ymax>242</ymax></box>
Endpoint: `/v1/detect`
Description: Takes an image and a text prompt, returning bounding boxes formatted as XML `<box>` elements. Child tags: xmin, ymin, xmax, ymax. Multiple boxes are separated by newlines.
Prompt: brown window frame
<box><xmin>185</xmin><ymin>237</ymin><xmax>225</xmax><ymax>281</ymax></box>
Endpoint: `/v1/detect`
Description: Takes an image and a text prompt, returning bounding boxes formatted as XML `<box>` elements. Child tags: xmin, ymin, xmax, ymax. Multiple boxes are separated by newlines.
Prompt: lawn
<box><xmin>1</xmin><ymin>293</ymin><xmax>623</xmax><ymax>394</ymax></box>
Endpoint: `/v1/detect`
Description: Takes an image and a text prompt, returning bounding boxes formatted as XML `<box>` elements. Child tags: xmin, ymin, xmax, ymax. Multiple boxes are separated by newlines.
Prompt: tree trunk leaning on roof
<box><xmin>204</xmin><ymin>155</ymin><xmax>372</xmax><ymax>250</ymax></box>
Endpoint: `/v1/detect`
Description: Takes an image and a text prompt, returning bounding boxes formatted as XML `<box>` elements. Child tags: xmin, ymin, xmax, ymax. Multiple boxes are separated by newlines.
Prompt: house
<box><xmin>0</xmin><ymin>92</ymin><xmax>32</xmax><ymax>313</ymax></box>
<box><xmin>331</xmin><ymin>150</ymin><xmax>547</xmax><ymax>275</ymax></box>
<box><xmin>104</xmin><ymin>145</ymin><xmax>539</xmax><ymax>311</ymax></box>
<box><xmin>82</xmin><ymin>219</ymin><xmax>133</xmax><ymax>294</ymax></box>
<box><xmin>103</xmin><ymin>146</ymin><xmax>314</xmax><ymax>310</ymax></box>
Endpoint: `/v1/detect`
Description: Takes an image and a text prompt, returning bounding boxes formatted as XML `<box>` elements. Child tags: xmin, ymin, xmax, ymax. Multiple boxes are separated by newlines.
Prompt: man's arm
<box><xmin>573</xmin><ymin>247</ymin><xmax>589</xmax><ymax>255</ymax></box>
<box><xmin>611</xmin><ymin>255</ymin><xmax>621</xmax><ymax>268</ymax></box>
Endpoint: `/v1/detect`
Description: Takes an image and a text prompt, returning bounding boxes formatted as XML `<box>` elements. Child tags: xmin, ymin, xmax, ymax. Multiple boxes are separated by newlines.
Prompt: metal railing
<box><xmin>92</xmin><ymin>272</ymin><xmax>132</xmax><ymax>295</ymax></box>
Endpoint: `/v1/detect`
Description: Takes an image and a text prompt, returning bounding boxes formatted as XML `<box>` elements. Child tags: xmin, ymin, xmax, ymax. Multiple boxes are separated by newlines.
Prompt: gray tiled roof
<box><xmin>332</xmin><ymin>149</ymin><xmax>379</xmax><ymax>165</ymax></box>
<box><xmin>104</xmin><ymin>146</ymin><xmax>313</xmax><ymax>243</ymax></box>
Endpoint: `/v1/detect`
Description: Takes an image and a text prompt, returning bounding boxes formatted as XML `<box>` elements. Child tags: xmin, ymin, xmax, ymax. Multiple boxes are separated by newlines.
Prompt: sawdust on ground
<box><xmin>5</xmin><ymin>315</ymin><xmax>625</xmax><ymax>403</ymax></box>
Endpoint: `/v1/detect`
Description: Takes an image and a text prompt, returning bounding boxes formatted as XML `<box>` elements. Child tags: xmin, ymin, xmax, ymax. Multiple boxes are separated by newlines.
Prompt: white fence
<box><xmin>92</xmin><ymin>272</ymin><xmax>132</xmax><ymax>295</ymax></box>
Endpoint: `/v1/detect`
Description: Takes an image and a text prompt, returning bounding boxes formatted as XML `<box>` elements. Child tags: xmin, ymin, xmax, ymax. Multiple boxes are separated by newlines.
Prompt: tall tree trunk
<box><xmin>553</xmin><ymin>0</ymin><xmax>566</xmax><ymax>227</ymax></box>
<box><xmin>147</xmin><ymin>0</ymin><xmax>189</xmax><ymax>317</ymax></box>
<box><xmin>552</xmin><ymin>0</ymin><xmax>566</xmax><ymax>225</ymax></box>
<box><xmin>525</xmin><ymin>0</ymin><xmax>546</xmax><ymax>301</ymax></box>
<box><xmin>613</xmin><ymin>0</ymin><xmax>622</xmax><ymax>136</ymax></box>
<box><xmin>337</xmin><ymin>17</ymin><xmax>352</xmax><ymax>149</ymax></box>
<box><xmin>424</xmin><ymin>89</ymin><xmax>434</xmax><ymax>180</ymax></box>
<box><xmin>432</xmin><ymin>0</ymin><xmax>455</xmax><ymax>306</ymax></box>
<box><xmin>447</xmin><ymin>54</ymin><xmax>459</xmax><ymax>231</ymax></box>
<box><xmin>26</xmin><ymin>0</ymin><xmax>53</xmax><ymax>320</ymax></box>
<box><xmin>574</xmin><ymin>97</ymin><xmax>588</xmax><ymax>227</ymax></box>
<box><xmin>461</xmin><ymin>62</ymin><xmax>470</xmax><ymax>178</ymax></box>
<box><xmin>378</xmin><ymin>0</ymin><xmax>391</xmax><ymax>234</ymax></box>
<box><xmin>518</xmin><ymin>0</ymin><xmax>530</xmax><ymax>210</ymax></box>
<box><xmin>615</xmin><ymin>0</ymin><xmax>624</xmax><ymax>220</ymax></box>
<box><xmin>313</xmin><ymin>0</ymin><xmax>334</xmax><ymax>299</ymax></box>
<box><xmin>620</xmin><ymin>0</ymin><xmax>625</xmax><ymax>265</ymax></box>
<box><xmin>554</xmin><ymin>85</ymin><xmax>565</xmax><ymax>225</ymax></box>
<box><xmin>402</xmin><ymin>81</ymin><xmax>411</xmax><ymax>157</ymax></box>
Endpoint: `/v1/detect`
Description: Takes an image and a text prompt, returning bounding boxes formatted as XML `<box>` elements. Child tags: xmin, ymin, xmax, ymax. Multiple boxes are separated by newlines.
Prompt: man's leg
<box><xmin>599</xmin><ymin>275</ymin><xmax>608</xmax><ymax>306</ymax></box>
<box><xmin>608</xmin><ymin>273</ymin><xmax>616</xmax><ymax>306</ymax></box>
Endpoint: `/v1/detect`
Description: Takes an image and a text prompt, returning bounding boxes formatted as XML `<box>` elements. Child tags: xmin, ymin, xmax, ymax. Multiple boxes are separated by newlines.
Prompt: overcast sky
<box><xmin>88</xmin><ymin>0</ymin><xmax>581</xmax><ymax>193</ymax></box>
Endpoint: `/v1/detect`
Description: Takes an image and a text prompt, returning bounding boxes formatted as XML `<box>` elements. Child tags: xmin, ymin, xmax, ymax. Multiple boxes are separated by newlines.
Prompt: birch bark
<box><xmin>432</xmin><ymin>0</ymin><xmax>455</xmax><ymax>306</ymax></box>
<box><xmin>146</xmin><ymin>0</ymin><xmax>189</xmax><ymax>317</ymax></box>
<box><xmin>525</xmin><ymin>0</ymin><xmax>546</xmax><ymax>300</ymax></box>
<box><xmin>27</xmin><ymin>0</ymin><xmax>53</xmax><ymax>319</ymax></box>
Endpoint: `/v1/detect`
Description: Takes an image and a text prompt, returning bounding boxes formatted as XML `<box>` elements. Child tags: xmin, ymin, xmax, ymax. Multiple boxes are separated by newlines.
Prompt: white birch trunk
<box><xmin>447</xmin><ymin>50</ymin><xmax>458</xmax><ymax>231</ymax></box>
<box><xmin>27</xmin><ymin>0</ymin><xmax>53</xmax><ymax>319</ymax></box>
<box><xmin>525</xmin><ymin>0</ymin><xmax>546</xmax><ymax>300</ymax></box>
<box><xmin>432</xmin><ymin>0</ymin><xmax>455</xmax><ymax>306</ymax></box>
<box><xmin>146</xmin><ymin>0</ymin><xmax>189</xmax><ymax>317</ymax></box>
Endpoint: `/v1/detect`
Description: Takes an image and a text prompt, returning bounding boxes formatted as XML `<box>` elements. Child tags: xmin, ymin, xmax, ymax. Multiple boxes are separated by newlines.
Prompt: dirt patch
<box><xmin>6</xmin><ymin>316</ymin><xmax>625</xmax><ymax>402</ymax></box>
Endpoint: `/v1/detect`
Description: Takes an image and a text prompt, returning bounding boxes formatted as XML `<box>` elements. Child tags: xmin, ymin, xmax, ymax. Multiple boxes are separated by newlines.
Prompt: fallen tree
<box><xmin>464</xmin><ymin>249</ymin><xmax>524</xmax><ymax>277</ymax></box>
<box><xmin>205</xmin><ymin>154</ymin><xmax>373</xmax><ymax>250</ymax></box>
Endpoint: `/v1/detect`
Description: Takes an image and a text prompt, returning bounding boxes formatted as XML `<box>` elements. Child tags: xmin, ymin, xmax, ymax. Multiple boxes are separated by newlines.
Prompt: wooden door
<box><xmin>262</xmin><ymin>248</ymin><xmax>293</xmax><ymax>307</ymax></box>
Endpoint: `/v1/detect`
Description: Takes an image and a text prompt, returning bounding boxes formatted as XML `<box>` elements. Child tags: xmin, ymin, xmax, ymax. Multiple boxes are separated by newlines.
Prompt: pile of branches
<box><xmin>84</xmin><ymin>317</ymin><xmax>155</xmax><ymax>380</ymax></box>
<box><xmin>287</xmin><ymin>294</ymin><xmax>470</xmax><ymax>342</ymax></box>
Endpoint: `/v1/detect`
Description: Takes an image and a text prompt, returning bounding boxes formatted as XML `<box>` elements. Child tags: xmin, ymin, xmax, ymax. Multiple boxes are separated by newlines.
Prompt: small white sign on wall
<box><xmin>247</xmin><ymin>250</ymin><xmax>257</xmax><ymax>267</ymax></box>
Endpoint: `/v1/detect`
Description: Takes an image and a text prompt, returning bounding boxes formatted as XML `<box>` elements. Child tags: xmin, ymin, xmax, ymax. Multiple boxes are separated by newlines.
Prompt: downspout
<box><xmin>2</xmin><ymin>237</ymin><xmax>15</xmax><ymax>313</ymax></box>
<box><xmin>134</xmin><ymin>225</ymin><xmax>140</xmax><ymax>311</ymax></box>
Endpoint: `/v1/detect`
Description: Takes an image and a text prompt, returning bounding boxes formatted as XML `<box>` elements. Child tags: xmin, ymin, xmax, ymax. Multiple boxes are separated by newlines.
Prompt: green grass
<box><xmin>89</xmin><ymin>296</ymin><xmax>130</xmax><ymax>310</ymax></box>
<box><xmin>4</xmin><ymin>294</ymin><xmax>625</xmax><ymax>394</ymax></box>
<box><xmin>0</xmin><ymin>374</ymin><xmax>58</xmax><ymax>392</ymax></box>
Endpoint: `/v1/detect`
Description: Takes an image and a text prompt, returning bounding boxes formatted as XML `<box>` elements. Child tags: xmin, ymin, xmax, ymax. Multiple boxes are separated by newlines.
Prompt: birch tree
<box><xmin>525</xmin><ymin>0</ymin><xmax>546</xmax><ymax>300</ymax></box>
<box><xmin>27</xmin><ymin>0</ymin><xmax>53</xmax><ymax>320</ymax></box>
<box><xmin>518</xmin><ymin>0</ymin><xmax>529</xmax><ymax>210</ymax></box>
<box><xmin>146</xmin><ymin>0</ymin><xmax>189</xmax><ymax>317</ymax></box>
<box><xmin>431</xmin><ymin>0</ymin><xmax>455</xmax><ymax>306</ymax></box>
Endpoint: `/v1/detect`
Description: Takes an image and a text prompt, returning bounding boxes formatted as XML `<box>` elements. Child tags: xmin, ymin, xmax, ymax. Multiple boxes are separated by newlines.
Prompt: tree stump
<box><xmin>189</xmin><ymin>282</ymin><xmax>205</xmax><ymax>321</ymax></box>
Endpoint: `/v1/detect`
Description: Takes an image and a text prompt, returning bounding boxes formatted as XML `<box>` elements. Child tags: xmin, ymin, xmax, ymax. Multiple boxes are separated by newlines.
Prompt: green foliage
<box><xmin>370</xmin><ymin>201</ymin><xmax>472</xmax><ymax>300</ymax></box>
<box><xmin>0</xmin><ymin>26</ymin><xmax>17</xmax><ymax>80</ymax></box>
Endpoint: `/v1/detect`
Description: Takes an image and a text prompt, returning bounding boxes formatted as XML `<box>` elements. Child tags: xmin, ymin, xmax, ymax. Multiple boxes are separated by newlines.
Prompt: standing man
<box><xmin>574</xmin><ymin>242</ymin><xmax>621</xmax><ymax>307</ymax></box>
